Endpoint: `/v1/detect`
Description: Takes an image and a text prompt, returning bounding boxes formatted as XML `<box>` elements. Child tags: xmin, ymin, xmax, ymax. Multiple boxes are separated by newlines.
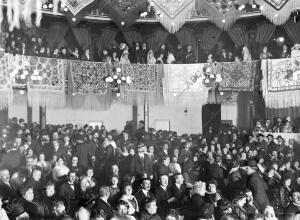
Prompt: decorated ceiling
<box><xmin>0</xmin><ymin>0</ymin><xmax>300</xmax><ymax>33</ymax></box>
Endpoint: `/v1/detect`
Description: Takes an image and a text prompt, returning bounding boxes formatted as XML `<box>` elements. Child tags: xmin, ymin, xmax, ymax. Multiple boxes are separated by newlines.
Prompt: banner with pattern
<box><xmin>219</xmin><ymin>61</ymin><xmax>258</xmax><ymax>91</ymax></box>
<box><xmin>0</xmin><ymin>53</ymin><xmax>12</xmax><ymax>109</ymax></box>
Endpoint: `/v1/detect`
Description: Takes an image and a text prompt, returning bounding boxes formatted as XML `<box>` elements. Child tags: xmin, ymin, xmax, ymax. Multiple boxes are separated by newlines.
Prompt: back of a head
<box><xmin>99</xmin><ymin>186</ymin><xmax>109</xmax><ymax>198</ymax></box>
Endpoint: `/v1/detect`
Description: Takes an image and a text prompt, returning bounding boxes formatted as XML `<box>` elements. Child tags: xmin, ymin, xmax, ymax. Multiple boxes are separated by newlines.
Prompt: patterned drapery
<box><xmin>254</xmin><ymin>0</ymin><xmax>298</xmax><ymax>25</ymax></box>
<box><xmin>196</xmin><ymin>0</ymin><xmax>249</xmax><ymax>30</ymax></box>
<box><xmin>149</xmin><ymin>0</ymin><xmax>195</xmax><ymax>33</ymax></box>
<box><xmin>95</xmin><ymin>27</ymin><xmax>118</xmax><ymax>56</ymax></box>
<box><xmin>122</xmin><ymin>64</ymin><xmax>162</xmax><ymax>105</ymax></box>
<box><xmin>163</xmin><ymin>64</ymin><xmax>208</xmax><ymax>107</ymax></box>
<box><xmin>0</xmin><ymin>53</ymin><xmax>12</xmax><ymax>109</ymax></box>
<box><xmin>6</xmin><ymin>54</ymin><xmax>66</xmax><ymax>108</ymax></box>
<box><xmin>261</xmin><ymin>58</ymin><xmax>300</xmax><ymax>109</ymax></box>
<box><xmin>72</xmin><ymin>27</ymin><xmax>92</xmax><ymax>51</ymax></box>
<box><xmin>219</xmin><ymin>61</ymin><xmax>258</xmax><ymax>91</ymax></box>
<box><xmin>69</xmin><ymin>60</ymin><xmax>112</xmax><ymax>110</ymax></box>
<box><xmin>175</xmin><ymin>27</ymin><xmax>198</xmax><ymax>59</ymax></box>
<box><xmin>99</xmin><ymin>0</ymin><xmax>148</xmax><ymax>28</ymax></box>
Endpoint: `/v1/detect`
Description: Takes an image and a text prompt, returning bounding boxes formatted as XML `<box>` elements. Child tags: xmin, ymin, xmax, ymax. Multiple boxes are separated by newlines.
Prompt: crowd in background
<box><xmin>0</xmin><ymin>116</ymin><xmax>300</xmax><ymax>220</ymax></box>
<box><xmin>2</xmin><ymin>29</ymin><xmax>300</xmax><ymax>65</ymax></box>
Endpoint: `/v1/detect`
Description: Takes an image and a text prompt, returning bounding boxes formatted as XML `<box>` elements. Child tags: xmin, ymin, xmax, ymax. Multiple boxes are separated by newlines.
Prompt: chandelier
<box><xmin>104</xmin><ymin>67</ymin><xmax>131</xmax><ymax>97</ymax></box>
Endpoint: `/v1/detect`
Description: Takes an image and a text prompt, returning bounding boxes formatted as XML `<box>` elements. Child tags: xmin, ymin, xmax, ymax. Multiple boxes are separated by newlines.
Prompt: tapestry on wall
<box><xmin>70</xmin><ymin>60</ymin><xmax>111</xmax><ymax>110</ymax></box>
<box><xmin>163</xmin><ymin>64</ymin><xmax>208</xmax><ymax>107</ymax></box>
<box><xmin>261</xmin><ymin>58</ymin><xmax>300</xmax><ymax>108</ymax></box>
<box><xmin>121</xmin><ymin>64</ymin><xmax>162</xmax><ymax>105</ymax></box>
<box><xmin>219</xmin><ymin>61</ymin><xmax>257</xmax><ymax>91</ymax></box>
<box><xmin>0</xmin><ymin>53</ymin><xmax>12</xmax><ymax>109</ymax></box>
<box><xmin>149</xmin><ymin>0</ymin><xmax>195</xmax><ymax>33</ymax></box>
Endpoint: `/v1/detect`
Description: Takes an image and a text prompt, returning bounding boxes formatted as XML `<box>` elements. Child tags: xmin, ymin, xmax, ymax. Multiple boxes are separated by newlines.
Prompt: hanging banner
<box><xmin>149</xmin><ymin>0</ymin><xmax>195</xmax><ymax>33</ymax></box>
<box><xmin>99</xmin><ymin>0</ymin><xmax>148</xmax><ymax>28</ymax></box>
<box><xmin>65</xmin><ymin>0</ymin><xmax>95</xmax><ymax>16</ymax></box>
<box><xmin>163</xmin><ymin>64</ymin><xmax>208</xmax><ymax>107</ymax></box>
<box><xmin>70</xmin><ymin>60</ymin><xmax>111</xmax><ymax>110</ymax></box>
<box><xmin>255</xmin><ymin>0</ymin><xmax>298</xmax><ymax>25</ymax></box>
<box><xmin>197</xmin><ymin>0</ymin><xmax>249</xmax><ymax>30</ymax></box>
<box><xmin>219</xmin><ymin>61</ymin><xmax>258</xmax><ymax>91</ymax></box>
<box><xmin>0</xmin><ymin>53</ymin><xmax>12</xmax><ymax>109</ymax></box>
<box><xmin>262</xmin><ymin>58</ymin><xmax>300</xmax><ymax>108</ymax></box>
<box><xmin>122</xmin><ymin>64</ymin><xmax>162</xmax><ymax>105</ymax></box>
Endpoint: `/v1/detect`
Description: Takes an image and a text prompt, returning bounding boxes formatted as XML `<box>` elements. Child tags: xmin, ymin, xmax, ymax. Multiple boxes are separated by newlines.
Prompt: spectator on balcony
<box><xmin>282</xmin><ymin>116</ymin><xmax>293</xmax><ymax>133</ymax></box>
<box><xmin>219</xmin><ymin>49</ymin><xmax>228</xmax><ymax>62</ymax></box>
<box><xmin>70</xmin><ymin>47</ymin><xmax>80</xmax><ymax>60</ymax></box>
<box><xmin>184</xmin><ymin>45</ymin><xmax>196</xmax><ymax>63</ymax></box>
<box><xmin>242</xmin><ymin>46</ymin><xmax>252</xmax><ymax>61</ymax></box>
<box><xmin>291</xmin><ymin>44</ymin><xmax>300</xmax><ymax>58</ymax></box>
<box><xmin>52</xmin><ymin>48</ymin><xmax>60</xmax><ymax>58</ymax></box>
<box><xmin>147</xmin><ymin>50</ymin><xmax>156</xmax><ymax>64</ymax></box>
<box><xmin>228</xmin><ymin>51</ymin><xmax>234</xmax><ymax>62</ymax></box>
<box><xmin>260</xmin><ymin>46</ymin><xmax>273</xmax><ymax>60</ymax></box>
<box><xmin>157</xmin><ymin>44</ymin><xmax>167</xmax><ymax>62</ymax></box>
<box><xmin>141</xmin><ymin>42</ymin><xmax>148</xmax><ymax>64</ymax></box>
<box><xmin>112</xmin><ymin>51</ymin><xmax>120</xmax><ymax>64</ymax></box>
<box><xmin>120</xmin><ymin>50</ymin><xmax>131</xmax><ymax>64</ymax></box>
<box><xmin>60</xmin><ymin>47</ymin><xmax>69</xmax><ymax>59</ymax></box>
<box><xmin>156</xmin><ymin>53</ymin><xmax>164</xmax><ymax>64</ymax></box>
<box><xmin>207</xmin><ymin>53</ymin><xmax>214</xmax><ymax>63</ymax></box>
<box><xmin>167</xmin><ymin>50</ymin><xmax>176</xmax><ymax>64</ymax></box>
<box><xmin>132</xmin><ymin>43</ymin><xmax>142</xmax><ymax>64</ymax></box>
<box><xmin>280</xmin><ymin>45</ymin><xmax>290</xmax><ymax>58</ymax></box>
<box><xmin>175</xmin><ymin>44</ymin><xmax>184</xmax><ymax>63</ymax></box>
<box><xmin>101</xmin><ymin>49</ymin><xmax>111</xmax><ymax>63</ymax></box>
<box><xmin>82</xmin><ymin>48</ymin><xmax>93</xmax><ymax>61</ymax></box>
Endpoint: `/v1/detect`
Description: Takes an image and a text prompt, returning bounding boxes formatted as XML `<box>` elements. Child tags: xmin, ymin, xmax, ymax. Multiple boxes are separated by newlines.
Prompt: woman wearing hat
<box><xmin>232</xmin><ymin>193</ymin><xmax>247</xmax><ymax>220</ymax></box>
<box><xmin>291</xmin><ymin>44</ymin><xmax>300</xmax><ymax>58</ymax></box>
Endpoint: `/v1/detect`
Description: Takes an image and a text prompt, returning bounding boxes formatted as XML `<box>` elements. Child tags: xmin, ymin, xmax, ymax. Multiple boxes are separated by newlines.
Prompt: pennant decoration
<box><xmin>255</xmin><ymin>0</ymin><xmax>298</xmax><ymax>25</ymax></box>
<box><xmin>261</xmin><ymin>58</ymin><xmax>300</xmax><ymax>108</ymax></box>
<box><xmin>197</xmin><ymin>0</ymin><xmax>249</xmax><ymax>30</ymax></box>
<box><xmin>65</xmin><ymin>0</ymin><xmax>95</xmax><ymax>16</ymax></box>
<box><xmin>149</xmin><ymin>0</ymin><xmax>195</xmax><ymax>33</ymax></box>
<box><xmin>98</xmin><ymin>0</ymin><xmax>148</xmax><ymax>28</ymax></box>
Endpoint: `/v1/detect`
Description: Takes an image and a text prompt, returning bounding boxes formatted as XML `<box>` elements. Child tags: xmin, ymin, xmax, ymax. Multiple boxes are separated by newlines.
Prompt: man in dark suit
<box><xmin>206</xmin><ymin>155</ymin><xmax>226</xmax><ymax>190</ymax></box>
<box><xmin>256</xmin><ymin>133</ymin><xmax>268</xmax><ymax>152</ymax></box>
<box><xmin>155</xmin><ymin>174</ymin><xmax>175</xmax><ymax>219</ymax></box>
<box><xmin>285</xmin><ymin>190</ymin><xmax>300</xmax><ymax>220</ymax></box>
<box><xmin>0</xmin><ymin>169</ymin><xmax>18</xmax><ymax>201</ymax></box>
<box><xmin>157</xmin><ymin>156</ymin><xmax>171</xmax><ymax>177</ymax></box>
<box><xmin>131</xmin><ymin>144</ymin><xmax>153</xmax><ymax>179</ymax></box>
<box><xmin>135</xmin><ymin>178</ymin><xmax>154</xmax><ymax>211</ymax></box>
<box><xmin>58</xmin><ymin>171</ymin><xmax>81</xmax><ymax>216</ymax></box>
<box><xmin>92</xmin><ymin>185</ymin><xmax>114</xmax><ymax>219</ymax></box>
<box><xmin>244</xmin><ymin>160</ymin><xmax>269</xmax><ymax>213</ymax></box>
<box><xmin>170</xmin><ymin>173</ymin><xmax>186</xmax><ymax>209</ymax></box>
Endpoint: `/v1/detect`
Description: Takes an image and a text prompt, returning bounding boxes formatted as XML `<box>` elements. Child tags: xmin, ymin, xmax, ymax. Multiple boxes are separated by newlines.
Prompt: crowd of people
<box><xmin>0</xmin><ymin>116</ymin><xmax>300</xmax><ymax>220</ymax></box>
<box><xmin>2</xmin><ymin>29</ymin><xmax>300</xmax><ymax>66</ymax></box>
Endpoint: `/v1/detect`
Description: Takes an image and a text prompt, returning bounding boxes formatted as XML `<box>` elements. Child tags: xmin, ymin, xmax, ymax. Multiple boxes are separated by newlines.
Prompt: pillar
<box><xmin>144</xmin><ymin>100</ymin><xmax>149</xmax><ymax>132</ymax></box>
<box><xmin>39</xmin><ymin>106</ymin><xmax>46</xmax><ymax>129</ymax></box>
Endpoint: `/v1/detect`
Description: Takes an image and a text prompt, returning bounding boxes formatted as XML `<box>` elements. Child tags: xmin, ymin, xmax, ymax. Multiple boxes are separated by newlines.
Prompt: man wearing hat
<box><xmin>244</xmin><ymin>160</ymin><xmax>269</xmax><ymax>213</ymax></box>
<box><xmin>266</xmin><ymin>134</ymin><xmax>277</xmax><ymax>155</ymax></box>
<box><xmin>256</xmin><ymin>133</ymin><xmax>268</xmax><ymax>152</ymax></box>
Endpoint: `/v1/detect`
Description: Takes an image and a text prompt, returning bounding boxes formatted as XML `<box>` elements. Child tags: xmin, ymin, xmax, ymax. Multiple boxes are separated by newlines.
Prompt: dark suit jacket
<box><xmin>181</xmin><ymin>194</ymin><xmax>205</xmax><ymax>220</ymax></box>
<box><xmin>58</xmin><ymin>182</ymin><xmax>81</xmax><ymax>214</ymax></box>
<box><xmin>169</xmin><ymin>184</ymin><xmax>186</xmax><ymax>208</ymax></box>
<box><xmin>0</xmin><ymin>180</ymin><xmax>18</xmax><ymax>201</ymax></box>
<box><xmin>93</xmin><ymin>197</ymin><xmax>114</xmax><ymax>219</ymax></box>
<box><xmin>131</xmin><ymin>154</ymin><xmax>153</xmax><ymax>178</ymax></box>
<box><xmin>246</xmin><ymin>172</ymin><xmax>269</xmax><ymax>213</ymax></box>
<box><xmin>135</xmin><ymin>189</ymin><xmax>154</xmax><ymax>211</ymax></box>
<box><xmin>154</xmin><ymin>186</ymin><xmax>170</xmax><ymax>218</ymax></box>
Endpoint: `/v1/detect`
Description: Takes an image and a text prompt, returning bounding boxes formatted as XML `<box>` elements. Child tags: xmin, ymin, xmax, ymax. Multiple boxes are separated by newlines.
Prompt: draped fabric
<box><xmin>121</xmin><ymin>64</ymin><xmax>162</xmax><ymax>105</ymax></box>
<box><xmin>99</xmin><ymin>0</ymin><xmax>148</xmax><ymax>28</ymax></box>
<box><xmin>0</xmin><ymin>53</ymin><xmax>12</xmax><ymax>110</ymax></box>
<box><xmin>69</xmin><ymin>60</ymin><xmax>111</xmax><ymax>110</ymax></box>
<box><xmin>6</xmin><ymin>54</ymin><xmax>66</xmax><ymax>108</ymax></box>
<box><xmin>255</xmin><ymin>23</ymin><xmax>276</xmax><ymax>45</ymax></box>
<box><xmin>149</xmin><ymin>0</ymin><xmax>195</xmax><ymax>33</ymax></box>
<box><xmin>196</xmin><ymin>0</ymin><xmax>249</xmax><ymax>30</ymax></box>
<box><xmin>255</xmin><ymin>0</ymin><xmax>298</xmax><ymax>25</ymax></box>
<box><xmin>146</xmin><ymin>27</ymin><xmax>169</xmax><ymax>52</ymax></box>
<box><xmin>72</xmin><ymin>27</ymin><xmax>92</xmax><ymax>51</ymax></box>
<box><xmin>199</xmin><ymin>27</ymin><xmax>222</xmax><ymax>51</ymax></box>
<box><xmin>219</xmin><ymin>61</ymin><xmax>258</xmax><ymax>91</ymax></box>
<box><xmin>227</xmin><ymin>24</ymin><xmax>248</xmax><ymax>47</ymax></box>
<box><xmin>261</xmin><ymin>58</ymin><xmax>300</xmax><ymax>109</ymax></box>
<box><xmin>175</xmin><ymin>27</ymin><xmax>198</xmax><ymax>58</ymax></box>
<box><xmin>47</xmin><ymin>23</ymin><xmax>70</xmax><ymax>51</ymax></box>
<box><xmin>284</xmin><ymin>21</ymin><xmax>300</xmax><ymax>44</ymax></box>
<box><xmin>122</xmin><ymin>29</ymin><xmax>143</xmax><ymax>48</ymax></box>
<box><xmin>163</xmin><ymin>64</ymin><xmax>208</xmax><ymax>107</ymax></box>
<box><xmin>96</xmin><ymin>28</ymin><xmax>118</xmax><ymax>55</ymax></box>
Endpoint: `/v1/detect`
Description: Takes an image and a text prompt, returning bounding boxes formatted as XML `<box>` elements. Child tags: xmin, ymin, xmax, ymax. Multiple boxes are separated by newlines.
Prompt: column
<box><xmin>39</xmin><ymin>106</ymin><xmax>46</xmax><ymax>129</ymax></box>
<box><xmin>144</xmin><ymin>100</ymin><xmax>149</xmax><ymax>132</ymax></box>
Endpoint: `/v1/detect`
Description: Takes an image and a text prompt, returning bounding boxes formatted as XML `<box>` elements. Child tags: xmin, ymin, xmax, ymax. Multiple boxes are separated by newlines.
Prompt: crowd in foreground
<box><xmin>0</xmin><ymin>117</ymin><xmax>300</xmax><ymax>220</ymax></box>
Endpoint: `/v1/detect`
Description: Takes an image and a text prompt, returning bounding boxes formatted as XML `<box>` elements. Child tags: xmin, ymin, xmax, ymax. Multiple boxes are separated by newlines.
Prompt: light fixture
<box><xmin>72</xmin><ymin>17</ymin><xmax>76</xmax><ymax>22</ymax></box>
<box><xmin>220</xmin><ymin>91</ymin><xmax>224</xmax><ymax>96</ymax></box>
<box><xmin>64</xmin><ymin>7</ymin><xmax>68</xmax><ymax>12</ymax></box>
<box><xmin>259</xmin><ymin>5</ymin><xmax>264</xmax><ymax>10</ymax></box>
<box><xmin>252</xmin><ymin>4</ymin><xmax>257</xmax><ymax>8</ymax></box>
<box><xmin>43</xmin><ymin>4</ymin><xmax>48</xmax><ymax>9</ymax></box>
<box><xmin>205</xmin><ymin>78</ymin><xmax>210</xmax><ymax>83</ymax></box>
<box><xmin>48</xmin><ymin>3</ymin><xmax>53</xmax><ymax>8</ymax></box>
<box><xmin>19</xmin><ymin>90</ymin><xmax>25</xmax><ymax>95</ymax></box>
<box><xmin>121</xmin><ymin>21</ymin><xmax>125</xmax><ymax>26</ymax></box>
<box><xmin>222</xmin><ymin>19</ymin><xmax>226</xmax><ymax>23</ymax></box>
